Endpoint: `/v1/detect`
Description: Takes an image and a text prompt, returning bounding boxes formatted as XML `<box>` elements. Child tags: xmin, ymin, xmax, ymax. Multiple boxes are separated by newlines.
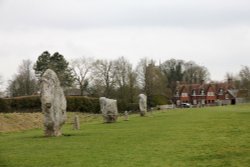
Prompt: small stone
<box><xmin>73</xmin><ymin>115</ymin><xmax>80</xmax><ymax>130</ymax></box>
<box><xmin>124</xmin><ymin>111</ymin><xmax>129</xmax><ymax>121</ymax></box>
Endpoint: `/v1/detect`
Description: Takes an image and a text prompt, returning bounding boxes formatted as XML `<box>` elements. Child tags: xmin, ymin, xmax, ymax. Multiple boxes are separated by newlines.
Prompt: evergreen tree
<box><xmin>34</xmin><ymin>51</ymin><xmax>74</xmax><ymax>87</ymax></box>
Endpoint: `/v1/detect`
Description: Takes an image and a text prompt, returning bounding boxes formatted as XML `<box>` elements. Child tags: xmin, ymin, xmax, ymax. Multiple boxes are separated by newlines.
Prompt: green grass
<box><xmin>1</xmin><ymin>104</ymin><xmax>250</xmax><ymax>167</ymax></box>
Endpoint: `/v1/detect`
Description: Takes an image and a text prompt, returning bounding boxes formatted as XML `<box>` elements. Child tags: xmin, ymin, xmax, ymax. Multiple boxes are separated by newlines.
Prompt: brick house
<box><xmin>174</xmin><ymin>79</ymin><xmax>237</xmax><ymax>106</ymax></box>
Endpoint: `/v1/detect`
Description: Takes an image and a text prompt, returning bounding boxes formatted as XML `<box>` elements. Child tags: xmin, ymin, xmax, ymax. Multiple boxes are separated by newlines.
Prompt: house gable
<box><xmin>179</xmin><ymin>85</ymin><xmax>189</xmax><ymax>102</ymax></box>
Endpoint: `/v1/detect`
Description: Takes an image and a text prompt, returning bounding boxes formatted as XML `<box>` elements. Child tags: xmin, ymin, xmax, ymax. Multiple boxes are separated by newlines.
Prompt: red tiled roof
<box><xmin>176</xmin><ymin>81</ymin><xmax>235</xmax><ymax>95</ymax></box>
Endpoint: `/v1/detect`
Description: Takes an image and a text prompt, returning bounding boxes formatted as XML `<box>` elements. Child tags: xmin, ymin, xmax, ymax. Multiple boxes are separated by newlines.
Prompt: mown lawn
<box><xmin>0</xmin><ymin>104</ymin><xmax>250</xmax><ymax>167</ymax></box>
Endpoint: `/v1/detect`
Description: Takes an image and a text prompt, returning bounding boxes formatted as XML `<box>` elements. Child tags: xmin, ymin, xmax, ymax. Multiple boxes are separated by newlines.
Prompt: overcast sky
<box><xmin>0</xmin><ymin>0</ymin><xmax>250</xmax><ymax>89</ymax></box>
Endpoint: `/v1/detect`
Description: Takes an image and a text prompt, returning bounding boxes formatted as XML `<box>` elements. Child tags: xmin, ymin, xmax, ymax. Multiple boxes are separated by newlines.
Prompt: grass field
<box><xmin>1</xmin><ymin>104</ymin><xmax>250</xmax><ymax>167</ymax></box>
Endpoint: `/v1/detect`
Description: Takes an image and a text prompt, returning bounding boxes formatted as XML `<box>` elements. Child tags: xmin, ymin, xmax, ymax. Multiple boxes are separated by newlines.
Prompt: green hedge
<box><xmin>66</xmin><ymin>96</ymin><xmax>100</xmax><ymax>113</ymax></box>
<box><xmin>7</xmin><ymin>96</ymin><xmax>41</xmax><ymax>112</ymax></box>
<box><xmin>117</xmin><ymin>100</ymin><xmax>139</xmax><ymax>112</ymax></box>
<box><xmin>0</xmin><ymin>96</ymin><xmax>100</xmax><ymax>113</ymax></box>
<box><xmin>0</xmin><ymin>96</ymin><xmax>140</xmax><ymax>113</ymax></box>
<box><xmin>148</xmin><ymin>95</ymin><xmax>169</xmax><ymax>107</ymax></box>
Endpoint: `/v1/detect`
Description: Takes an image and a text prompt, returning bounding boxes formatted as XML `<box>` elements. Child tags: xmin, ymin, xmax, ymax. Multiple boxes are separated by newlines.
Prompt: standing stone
<box><xmin>40</xmin><ymin>69</ymin><xmax>67</xmax><ymax>137</ymax></box>
<box><xmin>99</xmin><ymin>97</ymin><xmax>118</xmax><ymax>123</ymax></box>
<box><xmin>73</xmin><ymin>115</ymin><xmax>80</xmax><ymax>130</ymax></box>
<box><xmin>139</xmin><ymin>94</ymin><xmax>147</xmax><ymax>116</ymax></box>
<box><xmin>124</xmin><ymin>111</ymin><xmax>129</xmax><ymax>121</ymax></box>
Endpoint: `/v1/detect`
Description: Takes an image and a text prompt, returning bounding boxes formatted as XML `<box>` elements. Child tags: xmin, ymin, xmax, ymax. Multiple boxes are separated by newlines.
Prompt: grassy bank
<box><xmin>0</xmin><ymin>104</ymin><xmax>250</xmax><ymax>167</ymax></box>
<box><xmin>0</xmin><ymin>112</ymin><xmax>102</xmax><ymax>133</ymax></box>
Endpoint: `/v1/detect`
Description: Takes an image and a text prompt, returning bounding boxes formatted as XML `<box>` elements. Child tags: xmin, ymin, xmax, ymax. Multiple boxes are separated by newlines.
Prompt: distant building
<box><xmin>174</xmin><ymin>79</ymin><xmax>238</xmax><ymax>107</ymax></box>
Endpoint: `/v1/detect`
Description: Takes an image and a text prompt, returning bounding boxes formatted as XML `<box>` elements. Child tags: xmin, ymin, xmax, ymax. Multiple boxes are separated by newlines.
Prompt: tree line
<box><xmin>2</xmin><ymin>51</ymin><xmax>250</xmax><ymax>107</ymax></box>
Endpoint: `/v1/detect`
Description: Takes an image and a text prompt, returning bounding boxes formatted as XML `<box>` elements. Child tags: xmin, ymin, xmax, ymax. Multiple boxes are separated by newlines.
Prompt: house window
<box><xmin>200</xmin><ymin>89</ymin><xmax>205</xmax><ymax>95</ymax></box>
<box><xmin>207</xmin><ymin>92</ymin><xmax>214</xmax><ymax>96</ymax></box>
<box><xmin>181</xmin><ymin>93</ymin><xmax>188</xmax><ymax>97</ymax></box>
<box><xmin>192</xmin><ymin>90</ymin><xmax>196</xmax><ymax>96</ymax></box>
<box><xmin>175</xmin><ymin>91</ymin><xmax>179</xmax><ymax>96</ymax></box>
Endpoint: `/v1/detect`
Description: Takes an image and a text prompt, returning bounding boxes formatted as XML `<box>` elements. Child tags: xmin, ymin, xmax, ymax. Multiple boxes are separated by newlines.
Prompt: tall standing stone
<box><xmin>139</xmin><ymin>94</ymin><xmax>147</xmax><ymax>116</ymax></box>
<box><xmin>40</xmin><ymin>69</ymin><xmax>67</xmax><ymax>136</ymax></box>
<box><xmin>99</xmin><ymin>97</ymin><xmax>118</xmax><ymax>123</ymax></box>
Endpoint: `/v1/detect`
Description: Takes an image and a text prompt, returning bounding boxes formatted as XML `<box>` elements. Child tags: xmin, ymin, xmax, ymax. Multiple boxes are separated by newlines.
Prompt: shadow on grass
<box><xmin>30</xmin><ymin>132</ymin><xmax>89</xmax><ymax>139</ymax></box>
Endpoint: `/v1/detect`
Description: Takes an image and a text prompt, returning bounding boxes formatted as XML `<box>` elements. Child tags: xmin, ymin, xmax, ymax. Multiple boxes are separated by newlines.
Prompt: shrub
<box><xmin>6</xmin><ymin>96</ymin><xmax>41</xmax><ymax>112</ymax></box>
<box><xmin>0</xmin><ymin>98</ymin><xmax>9</xmax><ymax>112</ymax></box>
<box><xmin>0</xmin><ymin>95</ymin><xmax>140</xmax><ymax>114</ymax></box>
<box><xmin>149</xmin><ymin>95</ymin><xmax>169</xmax><ymax>107</ymax></box>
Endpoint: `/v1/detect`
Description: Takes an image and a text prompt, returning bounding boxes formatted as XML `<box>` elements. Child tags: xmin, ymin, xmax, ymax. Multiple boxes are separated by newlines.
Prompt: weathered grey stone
<box><xmin>124</xmin><ymin>111</ymin><xmax>129</xmax><ymax>121</ymax></box>
<box><xmin>99</xmin><ymin>97</ymin><xmax>118</xmax><ymax>123</ymax></box>
<box><xmin>40</xmin><ymin>69</ymin><xmax>67</xmax><ymax>137</ymax></box>
<box><xmin>139</xmin><ymin>94</ymin><xmax>147</xmax><ymax>116</ymax></box>
<box><xmin>73</xmin><ymin>115</ymin><xmax>80</xmax><ymax>130</ymax></box>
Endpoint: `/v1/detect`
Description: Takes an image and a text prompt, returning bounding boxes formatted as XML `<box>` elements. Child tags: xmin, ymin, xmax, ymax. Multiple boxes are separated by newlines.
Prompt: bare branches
<box><xmin>70</xmin><ymin>57</ymin><xmax>94</xmax><ymax>95</ymax></box>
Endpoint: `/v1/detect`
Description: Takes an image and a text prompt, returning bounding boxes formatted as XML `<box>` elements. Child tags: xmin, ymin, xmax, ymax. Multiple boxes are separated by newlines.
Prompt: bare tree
<box><xmin>127</xmin><ymin>67</ymin><xmax>138</xmax><ymax>103</ymax></box>
<box><xmin>7</xmin><ymin>60</ymin><xmax>38</xmax><ymax>97</ymax></box>
<box><xmin>0</xmin><ymin>75</ymin><xmax>4</xmax><ymax>97</ymax></box>
<box><xmin>114</xmin><ymin>56</ymin><xmax>138</xmax><ymax>103</ymax></box>
<box><xmin>224</xmin><ymin>72</ymin><xmax>242</xmax><ymax>89</ymax></box>
<box><xmin>0</xmin><ymin>75</ymin><xmax>3</xmax><ymax>90</ymax></box>
<box><xmin>136</xmin><ymin>59</ymin><xmax>169</xmax><ymax>106</ymax></box>
<box><xmin>91</xmin><ymin>59</ymin><xmax>116</xmax><ymax>97</ymax></box>
<box><xmin>70</xmin><ymin>57</ymin><xmax>94</xmax><ymax>95</ymax></box>
<box><xmin>114</xmin><ymin>57</ymin><xmax>131</xmax><ymax>89</ymax></box>
<box><xmin>145</xmin><ymin>62</ymin><xmax>168</xmax><ymax>106</ymax></box>
<box><xmin>0</xmin><ymin>75</ymin><xmax>2</xmax><ymax>85</ymax></box>
<box><xmin>239</xmin><ymin>66</ymin><xmax>250</xmax><ymax>89</ymax></box>
<box><xmin>183</xmin><ymin>61</ymin><xmax>210</xmax><ymax>84</ymax></box>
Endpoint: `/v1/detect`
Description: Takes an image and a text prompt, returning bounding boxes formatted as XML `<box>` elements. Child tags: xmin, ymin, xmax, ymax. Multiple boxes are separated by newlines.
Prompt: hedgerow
<box><xmin>0</xmin><ymin>98</ymin><xmax>9</xmax><ymax>112</ymax></box>
<box><xmin>0</xmin><ymin>96</ymin><xmax>140</xmax><ymax>113</ymax></box>
<box><xmin>0</xmin><ymin>96</ymin><xmax>100</xmax><ymax>113</ymax></box>
<box><xmin>66</xmin><ymin>96</ymin><xmax>100</xmax><ymax>113</ymax></box>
